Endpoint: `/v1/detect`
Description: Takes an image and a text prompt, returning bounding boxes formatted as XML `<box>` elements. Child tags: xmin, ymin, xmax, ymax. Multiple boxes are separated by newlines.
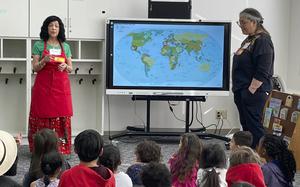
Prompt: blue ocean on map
<box><xmin>112</xmin><ymin>23</ymin><xmax>225</xmax><ymax>88</ymax></box>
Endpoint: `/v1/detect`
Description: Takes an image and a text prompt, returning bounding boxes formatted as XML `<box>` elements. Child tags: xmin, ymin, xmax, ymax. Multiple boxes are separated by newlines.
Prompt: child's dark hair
<box><xmin>135</xmin><ymin>140</ymin><xmax>161</xmax><ymax>163</ymax></box>
<box><xmin>260</xmin><ymin>134</ymin><xmax>296</xmax><ymax>183</ymax></box>
<box><xmin>74</xmin><ymin>129</ymin><xmax>103</xmax><ymax>162</ymax></box>
<box><xmin>141</xmin><ymin>162</ymin><xmax>171</xmax><ymax>187</ymax></box>
<box><xmin>40</xmin><ymin>15</ymin><xmax>66</xmax><ymax>42</ymax></box>
<box><xmin>29</xmin><ymin>129</ymin><xmax>59</xmax><ymax>180</ymax></box>
<box><xmin>233</xmin><ymin>131</ymin><xmax>253</xmax><ymax>147</ymax></box>
<box><xmin>41</xmin><ymin>151</ymin><xmax>63</xmax><ymax>186</ymax></box>
<box><xmin>171</xmin><ymin>133</ymin><xmax>202</xmax><ymax>182</ymax></box>
<box><xmin>98</xmin><ymin>144</ymin><xmax>121</xmax><ymax>172</ymax></box>
<box><xmin>200</xmin><ymin>144</ymin><xmax>227</xmax><ymax>187</ymax></box>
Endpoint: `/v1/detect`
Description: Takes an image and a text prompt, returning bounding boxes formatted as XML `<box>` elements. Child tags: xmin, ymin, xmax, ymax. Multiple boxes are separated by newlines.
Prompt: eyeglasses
<box><xmin>236</xmin><ymin>20</ymin><xmax>251</xmax><ymax>27</ymax></box>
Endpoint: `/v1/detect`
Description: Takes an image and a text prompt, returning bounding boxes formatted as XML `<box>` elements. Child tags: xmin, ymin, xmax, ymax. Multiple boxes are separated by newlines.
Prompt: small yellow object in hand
<box><xmin>54</xmin><ymin>57</ymin><xmax>65</xmax><ymax>63</ymax></box>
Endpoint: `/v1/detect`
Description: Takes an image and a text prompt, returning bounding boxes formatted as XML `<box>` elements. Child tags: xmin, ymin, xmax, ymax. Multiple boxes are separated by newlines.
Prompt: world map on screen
<box><xmin>113</xmin><ymin>23</ymin><xmax>225</xmax><ymax>88</ymax></box>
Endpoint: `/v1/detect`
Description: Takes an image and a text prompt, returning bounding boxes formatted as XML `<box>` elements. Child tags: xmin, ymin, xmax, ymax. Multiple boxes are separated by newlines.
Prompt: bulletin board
<box><xmin>263</xmin><ymin>90</ymin><xmax>300</xmax><ymax>170</ymax></box>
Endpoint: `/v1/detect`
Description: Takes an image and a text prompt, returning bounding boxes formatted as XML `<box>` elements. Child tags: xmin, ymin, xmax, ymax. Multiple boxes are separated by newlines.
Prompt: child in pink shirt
<box><xmin>169</xmin><ymin>133</ymin><xmax>203</xmax><ymax>187</ymax></box>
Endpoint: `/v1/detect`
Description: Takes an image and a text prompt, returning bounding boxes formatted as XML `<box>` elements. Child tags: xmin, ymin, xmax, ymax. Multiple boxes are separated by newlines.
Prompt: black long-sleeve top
<box><xmin>232</xmin><ymin>32</ymin><xmax>274</xmax><ymax>92</ymax></box>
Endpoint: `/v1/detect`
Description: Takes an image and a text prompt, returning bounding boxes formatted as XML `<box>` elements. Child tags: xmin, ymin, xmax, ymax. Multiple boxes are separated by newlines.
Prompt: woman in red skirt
<box><xmin>29</xmin><ymin>15</ymin><xmax>73</xmax><ymax>155</ymax></box>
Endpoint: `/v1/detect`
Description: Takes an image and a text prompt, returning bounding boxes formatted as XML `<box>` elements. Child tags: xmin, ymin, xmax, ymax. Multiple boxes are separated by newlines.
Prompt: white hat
<box><xmin>0</xmin><ymin>130</ymin><xmax>17</xmax><ymax>176</ymax></box>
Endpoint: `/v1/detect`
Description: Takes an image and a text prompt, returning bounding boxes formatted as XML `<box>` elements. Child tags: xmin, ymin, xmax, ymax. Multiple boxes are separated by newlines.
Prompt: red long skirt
<box><xmin>28</xmin><ymin>116</ymin><xmax>72</xmax><ymax>155</ymax></box>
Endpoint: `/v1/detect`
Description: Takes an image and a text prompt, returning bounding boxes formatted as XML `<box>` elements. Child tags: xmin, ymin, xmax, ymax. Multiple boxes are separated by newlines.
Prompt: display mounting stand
<box><xmin>109</xmin><ymin>95</ymin><xmax>230</xmax><ymax>142</ymax></box>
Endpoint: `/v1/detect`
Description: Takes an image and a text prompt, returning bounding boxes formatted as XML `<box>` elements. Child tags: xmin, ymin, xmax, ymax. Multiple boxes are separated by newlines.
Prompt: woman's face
<box><xmin>238</xmin><ymin>17</ymin><xmax>257</xmax><ymax>36</ymax></box>
<box><xmin>48</xmin><ymin>21</ymin><xmax>60</xmax><ymax>38</ymax></box>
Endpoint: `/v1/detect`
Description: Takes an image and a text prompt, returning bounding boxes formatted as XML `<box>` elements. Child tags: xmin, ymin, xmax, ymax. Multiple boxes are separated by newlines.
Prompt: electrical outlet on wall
<box><xmin>216</xmin><ymin>110</ymin><xmax>227</xmax><ymax>119</ymax></box>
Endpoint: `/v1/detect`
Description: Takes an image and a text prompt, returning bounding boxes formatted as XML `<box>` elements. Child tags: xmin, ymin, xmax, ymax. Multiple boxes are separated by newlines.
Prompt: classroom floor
<box><xmin>11</xmin><ymin>136</ymin><xmax>300</xmax><ymax>186</ymax></box>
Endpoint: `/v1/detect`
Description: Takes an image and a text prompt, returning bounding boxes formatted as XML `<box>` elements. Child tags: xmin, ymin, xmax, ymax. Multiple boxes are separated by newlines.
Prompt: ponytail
<box><xmin>43</xmin><ymin>175</ymin><xmax>50</xmax><ymax>186</ymax></box>
<box><xmin>279</xmin><ymin>145</ymin><xmax>296</xmax><ymax>182</ymax></box>
<box><xmin>201</xmin><ymin>168</ymin><xmax>220</xmax><ymax>187</ymax></box>
<box><xmin>262</xmin><ymin>134</ymin><xmax>296</xmax><ymax>183</ymax></box>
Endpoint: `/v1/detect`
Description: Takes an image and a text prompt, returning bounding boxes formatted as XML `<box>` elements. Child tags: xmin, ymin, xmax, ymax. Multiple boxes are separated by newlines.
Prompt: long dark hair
<box><xmin>240</xmin><ymin>8</ymin><xmax>270</xmax><ymax>35</ymax></box>
<box><xmin>170</xmin><ymin>133</ymin><xmax>202</xmax><ymax>182</ymax></box>
<box><xmin>41</xmin><ymin>151</ymin><xmax>63</xmax><ymax>186</ymax></box>
<box><xmin>40</xmin><ymin>15</ymin><xmax>66</xmax><ymax>42</ymax></box>
<box><xmin>200</xmin><ymin>144</ymin><xmax>227</xmax><ymax>187</ymax></box>
<box><xmin>29</xmin><ymin>129</ymin><xmax>59</xmax><ymax>181</ymax></box>
<box><xmin>260</xmin><ymin>134</ymin><xmax>296</xmax><ymax>183</ymax></box>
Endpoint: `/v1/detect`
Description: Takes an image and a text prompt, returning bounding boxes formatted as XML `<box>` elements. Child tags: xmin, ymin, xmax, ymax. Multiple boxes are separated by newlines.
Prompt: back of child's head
<box><xmin>229</xmin><ymin>146</ymin><xmax>261</xmax><ymax>168</ymax></box>
<box><xmin>141</xmin><ymin>162</ymin><xmax>171</xmax><ymax>187</ymax></box>
<box><xmin>199</xmin><ymin>144</ymin><xmax>227</xmax><ymax>187</ymax></box>
<box><xmin>200</xmin><ymin>143</ymin><xmax>227</xmax><ymax>169</ymax></box>
<box><xmin>258</xmin><ymin>134</ymin><xmax>296</xmax><ymax>182</ymax></box>
<box><xmin>231</xmin><ymin>131</ymin><xmax>253</xmax><ymax>149</ymax></box>
<box><xmin>231</xmin><ymin>181</ymin><xmax>255</xmax><ymax>187</ymax></box>
<box><xmin>29</xmin><ymin>129</ymin><xmax>59</xmax><ymax>180</ymax></box>
<box><xmin>178</xmin><ymin>133</ymin><xmax>202</xmax><ymax>158</ymax></box>
<box><xmin>98</xmin><ymin>144</ymin><xmax>121</xmax><ymax>172</ymax></box>
<box><xmin>171</xmin><ymin>133</ymin><xmax>202</xmax><ymax>181</ymax></box>
<box><xmin>41</xmin><ymin>151</ymin><xmax>63</xmax><ymax>186</ymax></box>
<box><xmin>33</xmin><ymin>128</ymin><xmax>58</xmax><ymax>156</ymax></box>
<box><xmin>74</xmin><ymin>129</ymin><xmax>103</xmax><ymax>162</ymax></box>
<box><xmin>135</xmin><ymin>140</ymin><xmax>161</xmax><ymax>163</ymax></box>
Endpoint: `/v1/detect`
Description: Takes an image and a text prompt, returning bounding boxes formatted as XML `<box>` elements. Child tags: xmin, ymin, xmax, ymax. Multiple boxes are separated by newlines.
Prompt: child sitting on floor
<box><xmin>126</xmin><ymin>140</ymin><xmax>161</xmax><ymax>186</ymax></box>
<box><xmin>30</xmin><ymin>151</ymin><xmax>63</xmax><ymax>187</ymax></box>
<box><xmin>257</xmin><ymin>134</ymin><xmax>296</xmax><ymax>187</ymax></box>
<box><xmin>99</xmin><ymin>144</ymin><xmax>132</xmax><ymax>187</ymax></box>
<box><xmin>169</xmin><ymin>133</ymin><xmax>203</xmax><ymax>187</ymax></box>
<box><xmin>197</xmin><ymin>143</ymin><xmax>227</xmax><ymax>187</ymax></box>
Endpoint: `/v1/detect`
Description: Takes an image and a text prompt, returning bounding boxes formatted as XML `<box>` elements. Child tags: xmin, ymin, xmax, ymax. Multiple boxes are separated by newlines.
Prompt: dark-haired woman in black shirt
<box><xmin>232</xmin><ymin>8</ymin><xmax>274</xmax><ymax>148</ymax></box>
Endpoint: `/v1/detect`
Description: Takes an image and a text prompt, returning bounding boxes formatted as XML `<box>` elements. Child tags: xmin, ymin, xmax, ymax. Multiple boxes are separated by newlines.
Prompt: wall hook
<box><xmin>92</xmin><ymin>79</ymin><xmax>97</xmax><ymax>84</ymax></box>
<box><xmin>89</xmin><ymin>67</ymin><xmax>93</xmax><ymax>74</ymax></box>
<box><xmin>13</xmin><ymin>67</ymin><xmax>17</xmax><ymax>74</ymax></box>
<box><xmin>79</xmin><ymin>78</ymin><xmax>83</xmax><ymax>84</ymax></box>
<box><xmin>5</xmin><ymin>78</ymin><xmax>9</xmax><ymax>84</ymax></box>
<box><xmin>19</xmin><ymin>78</ymin><xmax>23</xmax><ymax>84</ymax></box>
<box><xmin>75</xmin><ymin>67</ymin><xmax>79</xmax><ymax>74</ymax></box>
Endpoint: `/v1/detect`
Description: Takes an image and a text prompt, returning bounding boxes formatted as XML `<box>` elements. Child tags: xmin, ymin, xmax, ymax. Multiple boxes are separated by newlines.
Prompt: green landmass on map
<box><xmin>127</xmin><ymin>31</ymin><xmax>152</xmax><ymax>50</ymax></box>
<box><xmin>127</xmin><ymin>30</ymin><xmax>209</xmax><ymax>75</ymax></box>
<box><xmin>160</xmin><ymin>32</ymin><xmax>207</xmax><ymax>70</ymax></box>
<box><xmin>141</xmin><ymin>53</ymin><xmax>155</xmax><ymax>75</ymax></box>
<box><xmin>199</xmin><ymin>63</ymin><xmax>211</xmax><ymax>72</ymax></box>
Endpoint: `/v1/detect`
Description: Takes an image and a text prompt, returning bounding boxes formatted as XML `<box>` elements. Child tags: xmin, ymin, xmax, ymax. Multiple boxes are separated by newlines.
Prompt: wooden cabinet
<box><xmin>30</xmin><ymin>0</ymin><xmax>107</xmax><ymax>39</ymax></box>
<box><xmin>30</xmin><ymin>0</ymin><xmax>68</xmax><ymax>38</ymax></box>
<box><xmin>0</xmin><ymin>0</ymin><xmax>147</xmax><ymax>135</ymax></box>
<box><xmin>68</xmin><ymin>0</ymin><xmax>109</xmax><ymax>39</ymax></box>
<box><xmin>0</xmin><ymin>38</ymin><xmax>27</xmax><ymax>134</ymax></box>
<box><xmin>0</xmin><ymin>37</ymin><xmax>104</xmax><ymax>135</ymax></box>
<box><xmin>0</xmin><ymin>0</ymin><xmax>29</xmax><ymax>37</ymax></box>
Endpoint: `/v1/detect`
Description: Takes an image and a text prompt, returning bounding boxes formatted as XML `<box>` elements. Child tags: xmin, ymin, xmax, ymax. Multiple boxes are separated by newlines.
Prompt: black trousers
<box><xmin>234</xmin><ymin>89</ymin><xmax>268</xmax><ymax>148</ymax></box>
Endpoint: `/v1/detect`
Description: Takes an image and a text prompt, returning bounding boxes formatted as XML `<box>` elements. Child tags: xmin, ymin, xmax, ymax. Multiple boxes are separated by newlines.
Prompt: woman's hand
<box><xmin>43</xmin><ymin>55</ymin><xmax>53</xmax><ymax>62</ymax></box>
<box><xmin>248</xmin><ymin>78</ymin><xmax>263</xmax><ymax>94</ymax></box>
<box><xmin>248</xmin><ymin>86</ymin><xmax>257</xmax><ymax>94</ymax></box>
<box><xmin>58</xmin><ymin>62</ymin><xmax>68</xmax><ymax>72</ymax></box>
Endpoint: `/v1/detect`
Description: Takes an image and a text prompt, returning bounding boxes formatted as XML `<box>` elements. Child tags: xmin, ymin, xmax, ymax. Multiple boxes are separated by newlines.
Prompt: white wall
<box><xmin>287</xmin><ymin>0</ymin><xmax>300</xmax><ymax>92</ymax></box>
<box><xmin>104</xmin><ymin>0</ymin><xmax>291</xmax><ymax>132</ymax></box>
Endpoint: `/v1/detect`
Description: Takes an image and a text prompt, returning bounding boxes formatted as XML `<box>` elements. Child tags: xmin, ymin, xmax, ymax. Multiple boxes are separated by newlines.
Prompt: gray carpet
<box><xmin>9</xmin><ymin>136</ymin><xmax>300</xmax><ymax>186</ymax></box>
